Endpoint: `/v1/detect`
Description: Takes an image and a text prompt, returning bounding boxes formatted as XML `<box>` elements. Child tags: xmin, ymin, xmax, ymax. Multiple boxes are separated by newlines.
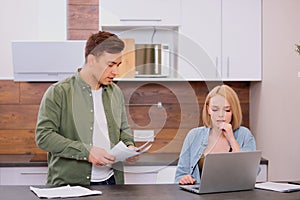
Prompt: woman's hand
<box><xmin>179</xmin><ymin>175</ymin><xmax>196</xmax><ymax>185</ymax></box>
<box><xmin>219</xmin><ymin>122</ymin><xmax>234</xmax><ymax>140</ymax></box>
<box><xmin>219</xmin><ymin>122</ymin><xmax>240</xmax><ymax>152</ymax></box>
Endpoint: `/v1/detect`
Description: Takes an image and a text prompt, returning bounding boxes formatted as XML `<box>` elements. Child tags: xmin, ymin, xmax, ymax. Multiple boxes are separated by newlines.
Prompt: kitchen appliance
<box><xmin>135</xmin><ymin>44</ymin><xmax>170</xmax><ymax>78</ymax></box>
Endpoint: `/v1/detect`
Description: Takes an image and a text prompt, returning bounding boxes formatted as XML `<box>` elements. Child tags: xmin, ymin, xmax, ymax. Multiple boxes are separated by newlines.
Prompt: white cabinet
<box><xmin>221</xmin><ymin>0</ymin><xmax>261</xmax><ymax>80</ymax></box>
<box><xmin>124</xmin><ymin>166</ymin><xmax>177</xmax><ymax>184</ymax></box>
<box><xmin>256</xmin><ymin>164</ymin><xmax>268</xmax><ymax>183</ymax></box>
<box><xmin>0</xmin><ymin>167</ymin><xmax>47</xmax><ymax>185</ymax></box>
<box><xmin>100</xmin><ymin>0</ymin><xmax>180</xmax><ymax>27</ymax></box>
<box><xmin>178</xmin><ymin>0</ymin><xmax>261</xmax><ymax>81</ymax></box>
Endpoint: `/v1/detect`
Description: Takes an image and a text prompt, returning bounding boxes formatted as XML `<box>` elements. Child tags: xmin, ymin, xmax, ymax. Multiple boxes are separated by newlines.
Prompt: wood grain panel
<box><xmin>0</xmin><ymin>105</ymin><xmax>39</xmax><ymax>129</ymax></box>
<box><xmin>68</xmin><ymin>29</ymin><xmax>97</xmax><ymax>40</ymax></box>
<box><xmin>20</xmin><ymin>82</ymin><xmax>52</xmax><ymax>104</ymax></box>
<box><xmin>117</xmin><ymin>38</ymin><xmax>136</xmax><ymax>78</ymax></box>
<box><xmin>135</xmin><ymin>129</ymin><xmax>190</xmax><ymax>153</ymax></box>
<box><xmin>192</xmin><ymin>81</ymin><xmax>250</xmax><ymax>103</ymax></box>
<box><xmin>127</xmin><ymin>103</ymin><xmax>201</xmax><ymax>129</ymax></box>
<box><xmin>118</xmin><ymin>82</ymin><xmax>199</xmax><ymax>104</ymax></box>
<box><xmin>68</xmin><ymin>0</ymin><xmax>98</xmax><ymax>5</ymax></box>
<box><xmin>68</xmin><ymin>4</ymin><xmax>99</xmax><ymax>30</ymax></box>
<box><xmin>0</xmin><ymin>130</ymin><xmax>45</xmax><ymax>154</ymax></box>
<box><xmin>0</xmin><ymin>80</ymin><xmax>19</xmax><ymax>104</ymax></box>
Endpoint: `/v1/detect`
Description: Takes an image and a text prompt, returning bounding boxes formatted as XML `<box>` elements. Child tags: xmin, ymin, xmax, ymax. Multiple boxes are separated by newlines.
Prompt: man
<box><xmin>36</xmin><ymin>31</ymin><xmax>136</xmax><ymax>186</ymax></box>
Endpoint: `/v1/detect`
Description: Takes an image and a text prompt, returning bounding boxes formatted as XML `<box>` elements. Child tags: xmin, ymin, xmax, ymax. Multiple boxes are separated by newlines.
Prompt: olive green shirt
<box><xmin>36</xmin><ymin>70</ymin><xmax>135</xmax><ymax>186</ymax></box>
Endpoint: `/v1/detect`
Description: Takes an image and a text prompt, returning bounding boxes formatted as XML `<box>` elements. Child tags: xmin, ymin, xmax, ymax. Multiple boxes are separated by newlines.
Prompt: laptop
<box><xmin>180</xmin><ymin>151</ymin><xmax>262</xmax><ymax>194</ymax></box>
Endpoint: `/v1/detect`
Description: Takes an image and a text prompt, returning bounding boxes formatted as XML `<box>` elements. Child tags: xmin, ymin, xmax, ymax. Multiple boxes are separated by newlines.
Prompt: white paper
<box><xmin>255</xmin><ymin>182</ymin><xmax>300</xmax><ymax>192</ymax></box>
<box><xmin>30</xmin><ymin>185</ymin><xmax>102</xmax><ymax>199</ymax></box>
<box><xmin>109</xmin><ymin>141</ymin><xmax>152</xmax><ymax>162</ymax></box>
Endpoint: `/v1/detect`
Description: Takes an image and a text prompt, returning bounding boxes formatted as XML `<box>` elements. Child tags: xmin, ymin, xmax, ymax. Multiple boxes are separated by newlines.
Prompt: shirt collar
<box><xmin>75</xmin><ymin>68</ymin><xmax>108</xmax><ymax>91</ymax></box>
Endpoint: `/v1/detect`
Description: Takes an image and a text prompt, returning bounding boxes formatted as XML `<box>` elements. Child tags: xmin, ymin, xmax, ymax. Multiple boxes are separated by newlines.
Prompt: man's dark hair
<box><xmin>85</xmin><ymin>31</ymin><xmax>125</xmax><ymax>61</ymax></box>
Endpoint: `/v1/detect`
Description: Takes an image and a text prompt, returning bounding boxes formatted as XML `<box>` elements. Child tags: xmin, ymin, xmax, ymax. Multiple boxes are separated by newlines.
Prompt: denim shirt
<box><xmin>36</xmin><ymin>70</ymin><xmax>134</xmax><ymax>186</ymax></box>
<box><xmin>174</xmin><ymin>126</ymin><xmax>256</xmax><ymax>184</ymax></box>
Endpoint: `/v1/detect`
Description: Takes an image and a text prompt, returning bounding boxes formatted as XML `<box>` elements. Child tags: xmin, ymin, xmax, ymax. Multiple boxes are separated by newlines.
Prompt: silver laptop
<box><xmin>180</xmin><ymin>151</ymin><xmax>262</xmax><ymax>194</ymax></box>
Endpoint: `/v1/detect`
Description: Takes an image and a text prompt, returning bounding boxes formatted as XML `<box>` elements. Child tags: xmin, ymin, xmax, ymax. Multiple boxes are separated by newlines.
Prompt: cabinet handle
<box><xmin>227</xmin><ymin>57</ymin><xmax>230</xmax><ymax>78</ymax></box>
<box><xmin>215</xmin><ymin>57</ymin><xmax>219</xmax><ymax>78</ymax></box>
<box><xmin>20</xmin><ymin>172</ymin><xmax>47</xmax><ymax>175</ymax></box>
<box><xmin>125</xmin><ymin>102</ymin><xmax>162</xmax><ymax>109</ymax></box>
<box><xmin>120</xmin><ymin>19</ymin><xmax>162</xmax><ymax>22</ymax></box>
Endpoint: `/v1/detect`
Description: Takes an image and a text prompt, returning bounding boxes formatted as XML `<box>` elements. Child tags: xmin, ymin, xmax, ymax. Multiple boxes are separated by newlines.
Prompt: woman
<box><xmin>175</xmin><ymin>85</ymin><xmax>256</xmax><ymax>184</ymax></box>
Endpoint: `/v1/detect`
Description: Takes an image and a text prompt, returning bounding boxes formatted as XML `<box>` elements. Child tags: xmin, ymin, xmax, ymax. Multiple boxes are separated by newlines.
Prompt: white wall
<box><xmin>250</xmin><ymin>0</ymin><xmax>300</xmax><ymax>181</ymax></box>
<box><xmin>0</xmin><ymin>0</ymin><xmax>66</xmax><ymax>79</ymax></box>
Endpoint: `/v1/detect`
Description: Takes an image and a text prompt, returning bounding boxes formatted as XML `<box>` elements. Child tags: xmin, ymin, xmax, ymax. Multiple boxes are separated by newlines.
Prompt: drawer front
<box><xmin>0</xmin><ymin>167</ymin><xmax>48</xmax><ymax>185</ymax></box>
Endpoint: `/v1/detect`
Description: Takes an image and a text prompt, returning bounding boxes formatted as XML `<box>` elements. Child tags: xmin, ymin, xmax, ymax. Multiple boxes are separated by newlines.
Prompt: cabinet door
<box><xmin>221</xmin><ymin>0</ymin><xmax>262</xmax><ymax>80</ymax></box>
<box><xmin>124</xmin><ymin>166</ymin><xmax>161</xmax><ymax>184</ymax></box>
<box><xmin>0</xmin><ymin>167</ymin><xmax>47</xmax><ymax>185</ymax></box>
<box><xmin>178</xmin><ymin>0</ymin><xmax>222</xmax><ymax>80</ymax></box>
<box><xmin>100</xmin><ymin>0</ymin><xmax>180</xmax><ymax>26</ymax></box>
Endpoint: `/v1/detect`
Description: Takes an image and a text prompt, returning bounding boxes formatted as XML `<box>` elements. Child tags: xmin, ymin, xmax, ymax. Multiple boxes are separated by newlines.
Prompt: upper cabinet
<box><xmin>100</xmin><ymin>0</ymin><xmax>180</xmax><ymax>27</ymax></box>
<box><xmin>221</xmin><ymin>0</ymin><xmax>261</xmax><ymax>80</ymax></box>
<box><xmin>178</xmin><ymin>0</ymin><xmax>262</xmax><ymax>81</ymax></box>
<box><xmin>99</xmin><ymin>0</ymin><xmax>262</xmax><ymax>81</ymax></box>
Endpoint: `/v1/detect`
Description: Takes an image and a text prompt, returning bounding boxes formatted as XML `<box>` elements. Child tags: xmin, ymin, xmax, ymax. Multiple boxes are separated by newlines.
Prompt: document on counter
<box><xmin>255</xmin><ymin>182</ymin><xmax>300</xmax><ymax>192</ymax></box>
<box><xmin>109</xmin><ymin>140</ymin><xmax>152</xmax><ymax>162</ymax></box>
<box><xmin>30</xmin><ymin>185</ymin><xmax>102</xmax><ymax>199</ymax></box>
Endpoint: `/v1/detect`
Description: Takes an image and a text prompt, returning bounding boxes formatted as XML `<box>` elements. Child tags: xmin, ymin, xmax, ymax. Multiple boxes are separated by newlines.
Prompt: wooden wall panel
<box><xmin>68</xmin><ymin>5</ymin><xmax>99</xmax><ymax>30</ymax></box>
<box><xmin>135</xmin><ymin>129</ymin><xmax>190</xmax><ymax>153</ymax></box>
<box><xmin>20</xmin><ymin>82</ymin><xmax>52</xmax><ymax>104</ymax></box>
<box><xmin>68</xmin><ymin>29</ymin><xmax>96</xmax><ymax>40</ymax></box>
<box><xmin>0</xmin><ymin>80</ymin><xmax>250</xmax><ymax>155</ymax></box>
<box><xmin>0</xmin><ymin>80</ymin><xmax>19</xmax><ymax>104</ymax></box>
<box><xmin>69</xmin><ymin>0</ymin><xmax>98</xmax><ymax>5</ymax></box>
<box><xmin>0</xmin><ymin>130</ymin><xmax>44</xmax><ymax>154</ymax></box>
<box><xmin>67</xmin><ymin>0</ymin><xmax>99</xmax><ymax>40</ymax></box>
<box><xmin>0</xmin><ymin>105</ymin><xmax>40</xmax><ymax>130</ymax></box>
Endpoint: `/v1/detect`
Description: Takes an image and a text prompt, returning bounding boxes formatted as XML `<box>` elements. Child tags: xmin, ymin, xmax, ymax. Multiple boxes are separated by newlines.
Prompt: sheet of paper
<box><xmin>30</xmin><ymin>185</ymin><xmax>102</xmax><ymax>199</ymax></box>
<box><xmin>255</xmin><ymin>182</ymin><xmax>300</xmax><ymax>192</ymax></box>
<box><xmin>109</xmin><ymin>141</ymin><xmax>152</xmax><ymax>162</ymax></box>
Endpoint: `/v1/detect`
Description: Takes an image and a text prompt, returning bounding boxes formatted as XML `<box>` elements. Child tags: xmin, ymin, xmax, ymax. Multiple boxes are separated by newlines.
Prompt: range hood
<box><xmin>12</xmin><ymin>40</ymin><xmax>86</xmax><ymax>82</ymax></box>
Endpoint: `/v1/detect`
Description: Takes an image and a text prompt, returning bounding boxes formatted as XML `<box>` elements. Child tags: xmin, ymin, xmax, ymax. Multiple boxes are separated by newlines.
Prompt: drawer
<box><xmin>0</xmin><ymin>167</ymin><xmax>47</xmax><ymax>185</ymax></box>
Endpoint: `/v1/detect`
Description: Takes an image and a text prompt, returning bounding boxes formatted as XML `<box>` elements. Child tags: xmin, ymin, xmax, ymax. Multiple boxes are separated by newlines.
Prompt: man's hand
<box><xmin>125</xmin><ymin>145</ymin><xmax>140</xmax><ymax>164</ymax></box>
<box><xmin>89</xmin><ymin>146</ymin><xmax>115</xmax><ymax>166</ymax></box>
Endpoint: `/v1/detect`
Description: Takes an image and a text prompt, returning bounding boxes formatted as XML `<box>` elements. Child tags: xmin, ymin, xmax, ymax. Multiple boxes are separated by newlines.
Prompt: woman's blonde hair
<box><xmin>202</xmin><ymin>85</ymin><xmax>242</xmax><ymax>130</ymax></box>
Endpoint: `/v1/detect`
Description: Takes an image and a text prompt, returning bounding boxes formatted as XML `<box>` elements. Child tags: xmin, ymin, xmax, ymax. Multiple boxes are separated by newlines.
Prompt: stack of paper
<box><xmin>30</xmin><ymin>185</ymin><xmax>102</xmax><ymax>198</ymax></box>
<box><xmin>255</xmin><ymin>182</ymin><xmax>300</xmax><ymax>192</ymax></box>
<box><xmin>109</xmin><ymin>141</ymin><xmax>152</xmax><ymax>162</ymax></box>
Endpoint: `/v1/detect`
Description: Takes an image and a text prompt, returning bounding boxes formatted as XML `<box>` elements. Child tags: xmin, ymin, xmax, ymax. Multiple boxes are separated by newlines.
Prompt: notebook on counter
<box><xmin>180</xmin><ymin>151</ymin><xmax>262</xmax><ymax>194</ymax></box>
<box><xmin>255</xmin><ymin>182</ymin><xmax>300</xmax><ymax>193</ymax></box>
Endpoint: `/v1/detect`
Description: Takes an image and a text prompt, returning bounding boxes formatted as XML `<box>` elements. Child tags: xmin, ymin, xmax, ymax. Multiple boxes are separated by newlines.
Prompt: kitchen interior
<box><xmin>1</xmin><ymin>0</ymin><xmax>300</xmax><ymax>186</ymax></box>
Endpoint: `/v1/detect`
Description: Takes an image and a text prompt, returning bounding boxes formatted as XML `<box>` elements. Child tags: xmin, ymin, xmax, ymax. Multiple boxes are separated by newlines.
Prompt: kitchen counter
<box><xmin>0</xmin><ymin>154</ymin><xmax>47</xmax><ymax>167</ymax></box>
<box><xmin>0</xmin><ymin>153</ymin><xmax>268</xmax><ymax>167</ymax></box>
<box><xmin>0</xmin><ymin>153</ymin><xmax>180</xmax><ymax>168</ymax></box>
<box><xmin>1</xmin><ymin>184</ymin><xmax>299</xmax><ymax>200</ymax></box>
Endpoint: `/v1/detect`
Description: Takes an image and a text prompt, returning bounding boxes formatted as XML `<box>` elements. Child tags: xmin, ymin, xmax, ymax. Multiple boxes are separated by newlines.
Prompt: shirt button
<box><xmin>89</xmin><ymin>93</ymin><xmax>92</xmax><ymax>96</ymax></box>
<box><xmin>90</xmin><ymin>127</ymin><xmax>93</xmax><ymax>130</ymax></box>
<box><xmin>90</xmin><ymin>109</ymin><xmax>93</xmax><ymax>113</ymax></box>
<box><xmin>82</xmin><ymin>86</ymin><xmax>86</xmax><ymax>89</ymax></box>
<box><xmin>86</xmin><ymin>176</ymin><xmax>90</xmax><ymax>179</ymax></box>
<box><xmin>83</xmin><ymin>157</ymin><xmax>87</xmax><ymax>160</ymax></box>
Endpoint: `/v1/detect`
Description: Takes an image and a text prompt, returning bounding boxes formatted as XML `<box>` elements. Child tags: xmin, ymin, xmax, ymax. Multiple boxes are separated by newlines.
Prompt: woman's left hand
<box><xmin>219</xmin><ymin>122</ymin><xmax>234</xmax><ymax>139</ymax></box>
<box><xmin>219</xmin><ymin>122</ymin><xmax>240</xmax><ymax>152</ymax></box>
